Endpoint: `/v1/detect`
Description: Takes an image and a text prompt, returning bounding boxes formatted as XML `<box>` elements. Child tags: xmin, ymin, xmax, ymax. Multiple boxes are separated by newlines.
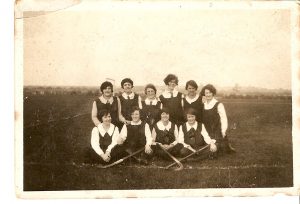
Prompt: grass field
<box><xmin>23</xmin><ymin>95</ymin><xmax>293</xmax><ymax>190</ymax></box>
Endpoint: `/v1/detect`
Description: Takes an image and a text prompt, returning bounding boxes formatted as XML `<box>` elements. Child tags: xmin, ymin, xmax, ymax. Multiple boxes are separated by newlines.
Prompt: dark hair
<box><xmin>98</xmin><ymin>109</ymin><xmax>111</xmax><ymax>122</ymax></box>
<box><xmin>144</xmin><ymin>84</ymin><xmax>157</xmax><ymax>95</ymax></box>
<box><xmin>130</xmin><ymin>106</ymin><xmax>141</xmax><ymax>115</ymax></box>
<box><xmin>160</xmin><ymin>107</ymin><xmax>170</xmax><ymax>116</ymax></box>
<box><xmin>200</xmin><ymin>84</ymin><xmax>217</xmax><ymax>96</ymax></box>
<box><xmin>163</xmin><ymin>74</ymin><xmax>178</xmax><ymax>85</ymax></box>
<box><xmin>121</xmin><ymin>78</ymin><xmax>134</xmax><ymax>88</ymax></box>
<box><xmin>100</xmin><ymin>81</ymin><xmax>113</xmax><ymax>93</ymax></box>
<box><xmin>185</xmin><ymin>108</ymin><xmax>198</xmax><ymax>119</ymax></box>
<box><xmin>185</xmin><ymin>80</ymin><xmax>198</xmax><ymax>90</ymax></box>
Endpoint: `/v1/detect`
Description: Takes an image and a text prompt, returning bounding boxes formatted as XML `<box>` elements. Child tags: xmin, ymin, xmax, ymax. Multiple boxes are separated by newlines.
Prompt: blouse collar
<box><xmin>99</xmin><ymin>95</ymin><xmax>114</xmax><ymax>104</ymax></box>
<box><xmin>162</xmin><ymin>89</ymin><xmax>178</xmax><ymax>98</ymax></box>
<box><xmin>145</xmin><ymin>98</ymin><xmax>158</xmax><ymax>105</ymax></box>
<box><xmin>156</xmin><ymin>120</ymin><xmax>172</xmax><ymax>130</ymax></box>
<box><xmin>186</xmin><ymin>121</ymin><xmax>198</xmax><ymax>131</ymax></box>
<box><xmin>130</xmin><ymin>120</ymin><xmax>142</xmax><ymax>125</ymax></box>
<box><xmin>122</xmin><ymin>92</ymin><xmax>135</xmax><ymax>99</ymax></box>
<box><xmin>98</xmin><ymin>123</ymin><xmax>115</xmax><ymax>136</ymax></box>
<box><xmin>185</xmin><ymin>94</ymin><xmax>200</xmax><ymax>104</ymax></box>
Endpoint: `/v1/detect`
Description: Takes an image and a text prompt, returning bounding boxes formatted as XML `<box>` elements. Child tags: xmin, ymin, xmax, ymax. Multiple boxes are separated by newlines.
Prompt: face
<box><xmin>131</xmin><ymin>110</ymin><xmax>140</xmax><ymax>122</ymax></box>
<box><xmin>168</xmin><ymin>79</ymin><xmax>177</xmax><ymax>91</ymax></box>
<box><xmin>161</xmin><ymin>112</ymin><xmax>169</xmax><ymax>122</ymax></box>
<box><xmin>204</xmin><ymin>89</ymin><xmax>214</xmax><ymax>101</ymax></box>
<box><xmin>187</xmin><ymin>85</ymin><xmax>197</xmax><ymax>96</ymax></box>
<box><xmin>123</xmin><ymin>82</ymin><xmax>133</xmax><ymax>94</ymax></box>
<box><xmin>102</xmin><ymin>113</ymin><xmax>111</xmax><ymax>125</ymax></box>
<box><xmin>146</xmin><ymin>88</ymin><xmax>156</xmax><ymax>99</ymax></box>
<box><xmin>102</xmin><ymin>86</ymin><xmax>113</xmax><ymax>97</ymax></box>
<box><xmin>187</xmin><ymin>114</ymin><xmax>196</xmax><ymax>125</ymax></box>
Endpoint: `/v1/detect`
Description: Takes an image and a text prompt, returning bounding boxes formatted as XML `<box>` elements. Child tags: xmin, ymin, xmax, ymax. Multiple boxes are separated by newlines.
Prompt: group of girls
<box><xmin>87</xmin><ymin>74</ymin><xmax>235</xmax><ymax>165</ymax></box>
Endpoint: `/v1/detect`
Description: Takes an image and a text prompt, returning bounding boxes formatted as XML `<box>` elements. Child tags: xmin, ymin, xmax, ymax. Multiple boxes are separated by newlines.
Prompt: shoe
<box><xmin>225</xmin><ymin>143</ymin><xmax>236</xmax><ymax>154</ymax></box>
<box><xmin>208</xmin><ymin>153</ymin><xmax>218</xmax><ymax>160</ymax></box>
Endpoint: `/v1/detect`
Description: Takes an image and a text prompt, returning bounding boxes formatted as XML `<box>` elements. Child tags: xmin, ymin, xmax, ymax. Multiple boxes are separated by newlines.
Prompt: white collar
<box><xmin>130</xmin><ymin>120</ymin><xmax>142</xmax><ymax>125</ymax></box>
<box><xmin>162</xmin><ymin>89</ymin><xmax>178</xmax><ymax>98</ymax></box>
<box><xmin>186</xmin><ymin>121</ymin><xmax>198</xmax><ymax>131</ymax></box>
<box><xmin>99</xmin><ymin>95</ymin><xmax>114</xmax><ymax>104</ymax></box>
<box><xmin>98</xmin><ymin>123</ymin><xmax>115</xmax><ymax>136</ymax></box>
<box><xmin>185</xmin><ymin>94</ymin><xmax>200</xmax><ymax>104</ymax></box>
<box><xmin>156</xmin><ymin>120</ymin><xmax>172</xmax><ymax>131</ymax></box>
<box><xmin>204</xmin><ymin>98</ymin><xmax>218</xmax><ymax>109</ymax></box>
<box><xmin>145</xmin><ymin>98</ymin><xmax>158</xmax><ymax>105</ymax></box>
<box><xmin>122</xmin><ymin>92</ymin><xmax>135</xmax><ymax>99</ymax></box>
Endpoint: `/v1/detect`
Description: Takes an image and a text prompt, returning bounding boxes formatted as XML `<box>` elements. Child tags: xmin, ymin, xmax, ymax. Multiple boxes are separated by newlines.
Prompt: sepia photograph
<box><xmin>14</xmin><ymin>0</ymin><xmax>300</xmax><ymax>198</ymax></box>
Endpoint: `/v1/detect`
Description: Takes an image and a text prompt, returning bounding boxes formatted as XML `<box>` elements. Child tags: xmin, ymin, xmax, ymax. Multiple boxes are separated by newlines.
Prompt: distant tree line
<box><xmin>24</xmin><ymin>86</ymin><xmax>291</xmax><ymax>100</ymax></box>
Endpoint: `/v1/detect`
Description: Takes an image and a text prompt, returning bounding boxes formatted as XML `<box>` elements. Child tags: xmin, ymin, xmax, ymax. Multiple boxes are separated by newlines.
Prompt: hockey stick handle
<box><xmin>165</xmin><ymin>144</ymin><xmax>210</xmax><ymax>169</ymax></box>
<box><xmin>157</xmin><ymin>143</ymin><xmax>183</xmax><ymax>170</ymax></box>
<box><xmin>99</xmin><ymin>147</ymin><xmax>145</xmax><ymax>168</ymax></box>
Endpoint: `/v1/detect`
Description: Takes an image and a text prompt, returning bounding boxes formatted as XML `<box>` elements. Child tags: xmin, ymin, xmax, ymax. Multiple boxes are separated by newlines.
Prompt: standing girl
<box><xmin>91</xmin><ymin>81</ymin><xmax>125</xmax><ymax>130</ymax></box>
<box><xmin>159</xmin><ymin>74</ymin><xmax>184</xmax><ymax>126</ymax></box>
<box><xmin>182</xmin><ymin>80</ymin><xmax>203</xmax><ymax>123</ymax></box>
<box><xmin>200</xmin><ymin>84</ymin><xmax>235</xmax><ymax>154</ymax></box>
<box><xmin>141</xmin><ymin>84</ymin><xmax>162</xmax><ymax>130</ymax></box>
<box><xmin>119</xmin><ymin>78</ymin><xmax>142</xmax><ymax>124</ymax></box>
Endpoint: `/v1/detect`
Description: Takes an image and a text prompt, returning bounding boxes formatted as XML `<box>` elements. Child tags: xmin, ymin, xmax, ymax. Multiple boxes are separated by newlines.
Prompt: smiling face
<box><xmin>161</xmin><ymin>112</ymin><xmax>170</xmax><ymax>123</ymax></box>
<box><xmin>168</xmin><ymin>79</ymin><xmax>177</xmax><ymax>91</ymax></box>
<box><xmin>187</xmin><ymin>114</ymin><xmax>196</xmax><ymax>125</ymax></box>
<box><xmin>146</xmin><ymin>88</ymin><xmax>156</xmax><ymax>99</ymax></box>
<box><xmin>102</xmin><ymin>113</ymin><xmax>112</xmax><ymax>125</ymax></box>
<box><xmin>123</xmin><ymin>82</ymin><xmax>133</xmax><ymax>94</ymax></box>
<box><xmin>187</xmin><ymin>85</ymin><xmax>197</xmax><ymax>96</ymax></box>
<box><xmin>131</xmin><ymin>110</ymin><xmax>141</xmax><ymax>122</ymax></box>
<box><xmin>204</xmin><ymin>89</ymin><xmax>214</xmax><ymax>101</ymax></box>
<box><xmin>102</xmin><ymin>86</ymin><xmax>113</xmax><ymax>97</ymax></box>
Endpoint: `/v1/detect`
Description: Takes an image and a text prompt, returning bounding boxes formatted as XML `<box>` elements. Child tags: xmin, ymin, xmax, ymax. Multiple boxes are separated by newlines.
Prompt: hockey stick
<box><xmin>97</xmin><ymin>147</ymin><xmax>144</xmax><ymax>169</ymax></box>
<box><xmin>157</xmin><ymin>143</ymin><xmax>183</xmax><ymax>171</ymax></box>
<box><xmin>165</xmin><ymin>144</ymin><xmax>210</xmax><ymax>169</ymax></box>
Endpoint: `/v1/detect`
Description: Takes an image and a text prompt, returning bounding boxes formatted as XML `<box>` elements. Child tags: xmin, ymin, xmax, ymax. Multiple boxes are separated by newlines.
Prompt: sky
<box><xmin>23</xmin><ymin>2</ymin><xmax>291</xmax><ymax>89</ymax></box>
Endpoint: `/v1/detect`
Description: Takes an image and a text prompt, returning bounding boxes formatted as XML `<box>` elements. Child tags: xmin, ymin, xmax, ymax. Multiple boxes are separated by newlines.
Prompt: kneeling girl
<box><xmin>178</xmin><ymin>108</ymin><xmax>217</xmax><ymax>158</ymax></box>
<box><xmin>88</xmin><ymin>109</ymin><xmax>123</xmax><ymax>164</ymax></box>
<box><xmin>152</xmin><ymin>108</ymin><xmax>183</xmax><ymax>159</ymax></box>
<box><xmin>118</xmin><ymin>106</ymin><xmax>153</xmax><ymax>163</ymax></box>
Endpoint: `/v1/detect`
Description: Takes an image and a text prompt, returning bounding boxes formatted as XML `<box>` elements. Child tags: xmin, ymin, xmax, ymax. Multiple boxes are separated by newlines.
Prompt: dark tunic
<box><xmin>182</xmin><ymin>123</ymin><xmax>205</xmax><ymax>149</ymax></box>
<box><xmin>123</xmin><ymin>122</ymin><xmax>147</xmax><ymax>150</ymax></box>
<box><xmin>119</xmin><ymin>93</ymin><xmax>139</xmax><ymax>121</ymax></box>
<box><xmin>95</xmin><ymin>96</ymin><xmax>119</xmax><ymax>126</ymax></box>
<box><xmin>182</xmin><ymin>95</ymin><xmax>204</xmax><ymax>123</ymax></box>
<box><xmin>202</xmin><ymin>102</ymin><xmax>223</xmax><ymax>143</ymax></box>
<box><xmin>153</xmin><ymin>122</ymin><xmax>176</xmax><ymax>145</ymax></box>
<box><xmin>159</xmin><ymin>92</ymin><xmax>184</xmax><ymax>126</ymax></box>
<box><xmin>99</xmin><ymin>126</ymin><xmax>116</xmax><ymax>152</ymax></box>
<box><xmin>141</xmin><ymin>100</ymin><xmax>161</xmax><ymax>130</ymax></box>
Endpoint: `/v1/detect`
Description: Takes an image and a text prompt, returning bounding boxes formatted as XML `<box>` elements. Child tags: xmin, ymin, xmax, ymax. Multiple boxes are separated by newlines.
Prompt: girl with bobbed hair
<box><xmin>141</xmin><ymin>83</ymin><xmax>162</xmax><ymax>130</ymax></box>
<box><xmin>119</xmin><ymin>78</ymin><xmax>143</xmax><ymax>125</ymax></box>
<box><xmin>91</xmin><ymin>81</ymin><xmax>124</xmax><ymax>130</ymax></box>
<box><xmin>87</xmin><ymin>110</ymin><xmax>124</xmax><ymax>164</ymax></box>
<box><xmin>182</xmin><ymin>80</ymin><xmax>204</xmax><ymax>123</ymax></box>
<box><xmin>159</xmin><ymin>74</ymin><xmax>184</xmax><ymax>126</ymax></box>
<box><xmin>200</xmin><ymin>84</ymin><xmax>235</xmax><ymax>155</ymax></box>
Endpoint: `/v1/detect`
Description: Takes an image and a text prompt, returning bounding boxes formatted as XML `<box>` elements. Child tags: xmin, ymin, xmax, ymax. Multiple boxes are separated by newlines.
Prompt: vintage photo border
<box><xmin>14</xmin><ymin>0</ymin><xmax>300</xmax><ymax>198</ymax></box>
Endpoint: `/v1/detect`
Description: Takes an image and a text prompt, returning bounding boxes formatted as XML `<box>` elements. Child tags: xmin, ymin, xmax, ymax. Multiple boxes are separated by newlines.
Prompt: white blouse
<box><xmin>119</xmin><ymin>120</ymin><xmax>153</xmax><ymax>146</ymax></box>
<box><xmin>91</xmin><ymin>124</ymin><xmax>119</xmax><ymax>155</ymax></box>
<box><xmin>204</xmin><ymin>98</ymin><xmax>228</xmax><ymax>135</ymax></box>
<box><xmin>151</xmin><ymin>121</ymin><xmax>179</xmax><ymax>146</ymax></box>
